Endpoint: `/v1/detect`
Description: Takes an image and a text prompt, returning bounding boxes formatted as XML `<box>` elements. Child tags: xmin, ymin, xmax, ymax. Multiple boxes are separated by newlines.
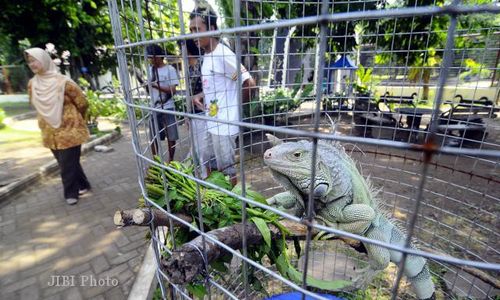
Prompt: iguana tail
<box><xmin>384</xmin><ymin>218</ymin><xmax>435</xmax><ymax>299</ymax></box>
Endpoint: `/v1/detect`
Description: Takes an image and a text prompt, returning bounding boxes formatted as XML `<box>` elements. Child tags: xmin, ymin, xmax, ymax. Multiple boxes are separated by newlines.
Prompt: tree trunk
<box><xmin>422</xmin><ymin>84</ymin><xmax>429</xmax><ymax>101</ymax></box>
<box><xmin>282</xmin><ymin>26</ymin><xmax>296</xmax><ymax>89</ymax></box>
<box><xmin>491</xmin><ymin>48</ymin><xmax>499</xmax><ymax>90</ymax></box>
<box><xmin>422</xmin><ymin>69</ymin><xmax>431</xmax><ymax>100</ymax></box>
<box><xmin>2</xmin><ymin>67</ymin><xmax>13</xmax><ymax>94</ymax></box>
<box><xmin>268</xmin><ymin>27</ymin><xmax>278</xmax><ymax>87</ymax></box>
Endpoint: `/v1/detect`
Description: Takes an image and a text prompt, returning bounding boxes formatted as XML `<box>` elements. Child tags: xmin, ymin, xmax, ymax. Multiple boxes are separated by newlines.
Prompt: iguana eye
<box><xmin>293</xmin><ymin>151</ymin><xmax>302</xmax><ymax>158</ymax></box>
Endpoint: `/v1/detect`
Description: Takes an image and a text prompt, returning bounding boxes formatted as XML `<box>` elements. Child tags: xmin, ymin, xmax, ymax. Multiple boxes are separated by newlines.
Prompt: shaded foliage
<box><xmin>0</xmin><ymin>0</ymin><xmax>115</xmax><ymax>78</ymax></box>
<box><xmin>217</xmin><ymin>0</ymin><xmax>381</xmax><ymax>55</ymax></box>
<box><xmin>362</xmin><ymin>0</ymin><xmax>498</xmax><ymax>99</ymax></box>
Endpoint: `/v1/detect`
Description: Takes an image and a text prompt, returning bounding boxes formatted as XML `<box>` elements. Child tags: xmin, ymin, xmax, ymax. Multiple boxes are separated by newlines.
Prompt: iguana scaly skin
<box><xmin>263</xmin><ymin>135</ymin><xmax>435</xmax><ymax>300</ymax></box>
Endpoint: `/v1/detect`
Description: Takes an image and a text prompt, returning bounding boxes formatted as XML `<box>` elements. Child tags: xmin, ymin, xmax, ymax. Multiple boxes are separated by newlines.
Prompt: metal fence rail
<box><xmin>108</xmin><ymin>0</ymin><xmax>500</xmax><ymax>299</ymax></box>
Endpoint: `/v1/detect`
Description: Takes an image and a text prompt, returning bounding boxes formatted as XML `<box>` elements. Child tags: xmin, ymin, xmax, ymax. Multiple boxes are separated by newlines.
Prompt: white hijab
<box><xmin>25</xmin><ymin>48</ymin><xmax>69</xmax><ymax>128</ymax></box>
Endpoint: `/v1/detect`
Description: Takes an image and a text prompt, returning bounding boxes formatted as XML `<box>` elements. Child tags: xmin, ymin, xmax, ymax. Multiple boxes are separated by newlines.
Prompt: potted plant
<box><xmin>253</xmin><ymin>88</ymin><xmax>303</xmax><ymax>126</ymax></box>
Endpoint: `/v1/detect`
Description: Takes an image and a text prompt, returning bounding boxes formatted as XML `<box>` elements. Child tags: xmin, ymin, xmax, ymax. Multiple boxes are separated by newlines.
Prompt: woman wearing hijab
<box><xmin>25</xmin><ymin>47</ymin><xmax>91</xmax><ymax>205</ymax></box>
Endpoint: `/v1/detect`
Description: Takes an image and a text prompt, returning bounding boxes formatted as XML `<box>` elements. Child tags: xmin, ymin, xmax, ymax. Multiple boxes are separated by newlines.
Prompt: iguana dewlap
<box><xmin>263</xmin><ymin>135</ymin><xmax>435</xmax><ymax>300</ymax></box>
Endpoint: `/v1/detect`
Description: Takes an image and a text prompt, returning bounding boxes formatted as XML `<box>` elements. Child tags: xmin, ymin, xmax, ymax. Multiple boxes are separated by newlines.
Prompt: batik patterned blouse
<box><xmin>28</xmin><ymin>80</ymin><xmax>90</xmax><ymax>150</ymax></box>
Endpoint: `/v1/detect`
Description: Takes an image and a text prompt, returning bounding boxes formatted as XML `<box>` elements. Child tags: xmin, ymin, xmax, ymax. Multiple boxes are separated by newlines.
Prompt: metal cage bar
<box><xmin>108</xmin><ymin>0</ymin><xmax>500</xmax><ymax>299</ymax></box>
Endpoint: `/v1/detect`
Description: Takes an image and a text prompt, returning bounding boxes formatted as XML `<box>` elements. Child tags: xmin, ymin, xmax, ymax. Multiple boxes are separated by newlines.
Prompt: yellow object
<box><xmin>209</xmin><ymin>99</ymin><xmax>218</xmax><ymax>117</ymax></box>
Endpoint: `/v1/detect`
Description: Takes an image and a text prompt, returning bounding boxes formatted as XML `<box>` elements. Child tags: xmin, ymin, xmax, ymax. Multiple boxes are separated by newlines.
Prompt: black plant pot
<box><xmin>87</xmin><ymin>122</ymin><xmax>99</xmax><ymax>134</ymax></box>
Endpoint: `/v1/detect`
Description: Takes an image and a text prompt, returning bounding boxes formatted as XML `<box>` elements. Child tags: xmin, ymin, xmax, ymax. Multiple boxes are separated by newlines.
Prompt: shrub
<box><xmin>87</xmin><ymin>92</ymin><xmax>126</xmax><ymax>123</ymax></box>
<box><xmin>460</xmin><ymin>58</ymin><xmax>491</xmax><ymax>81</ymax></box>
<box><xmin>78</xmin><ymin>78</ymin><xmax>127</xmax><ymax>128</ymax></box>
<box><xmin>353</xmin><ymin>64</ymin><xmax>377</xmax><ymax>96</ymax></box>
<box><xmin>9</xmin><ymin>66</ymin><xmax>30</xmax><ymax>93</ymax></box>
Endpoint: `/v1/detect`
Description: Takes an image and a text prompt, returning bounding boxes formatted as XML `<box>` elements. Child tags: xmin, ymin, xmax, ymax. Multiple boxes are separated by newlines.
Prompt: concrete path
<box><xmin>0</xmin><ymin>129</ymin><xmax>150</xmax><ymax>300</ymax></box>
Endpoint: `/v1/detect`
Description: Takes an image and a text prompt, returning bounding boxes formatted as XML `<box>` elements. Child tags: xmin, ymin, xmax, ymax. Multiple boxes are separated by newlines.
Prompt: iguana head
<box><xmin>264</xmin><ymin>134</ymin><xmax>333</xmax><ymax>198</ymax></box>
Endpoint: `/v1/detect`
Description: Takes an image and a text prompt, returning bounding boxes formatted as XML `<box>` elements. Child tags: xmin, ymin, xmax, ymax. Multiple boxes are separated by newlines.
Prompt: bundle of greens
<box><xmin>144</xmin><ymin>158</ymin><xmax>350</xmax><ymax>298</ymax></box>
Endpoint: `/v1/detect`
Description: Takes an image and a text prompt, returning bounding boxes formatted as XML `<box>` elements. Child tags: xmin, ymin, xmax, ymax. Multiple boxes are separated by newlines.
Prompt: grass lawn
<box><xmin>0</xmin><ymin>126</ymin><xmax>41</xmax><ymax>144</ymax></box>
<box><xmin>0</xmin><ymin>125</ymin><xmax>43</xmax><ymax>164</ymax></box>
<box><xmin>0</xmin><ymin>101</ymin><xmax>33</xmax><ymax>117</ymax></box>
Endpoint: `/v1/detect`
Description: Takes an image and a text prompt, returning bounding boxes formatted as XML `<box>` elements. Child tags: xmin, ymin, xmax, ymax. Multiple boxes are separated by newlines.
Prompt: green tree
<box><xmin>366</xmin><ymin>0</ymin><xmax>448</xmax><ymax>100</ymax></box>
<box><xmin>0</xmin><ymin>0</ymin><xmax>114</xmax><ymax>83</ymax></box>
<box><xmin>215</xmin><ymin>0</ymin><xmax>380</xmax><ymax>86</ymax></box>
<box><xmin>365</xmin><ymin>0</ymin><xmax>498</xmax><ymax>100</ymax></box>
<box><xmin>138</xmin><ymin>0</ymin><xmax>182</xmax><ymax>54</ymax></box>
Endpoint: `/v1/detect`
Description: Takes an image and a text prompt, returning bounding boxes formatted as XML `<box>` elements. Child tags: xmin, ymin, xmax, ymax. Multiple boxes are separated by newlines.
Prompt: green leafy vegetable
<box><xmin>251</xmin><ymin>217</ymin><xmax>272</xmax><ymax>248</ymax></box>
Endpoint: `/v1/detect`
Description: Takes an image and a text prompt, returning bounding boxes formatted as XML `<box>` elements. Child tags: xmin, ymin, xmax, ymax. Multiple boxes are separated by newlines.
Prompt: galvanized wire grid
<box><xmin>108</xmin><ymin>0</ymin><xmax>500</xmax><ymax>299</ymax></box>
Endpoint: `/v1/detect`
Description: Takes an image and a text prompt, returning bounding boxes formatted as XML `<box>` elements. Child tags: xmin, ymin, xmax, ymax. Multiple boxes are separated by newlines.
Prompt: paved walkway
<box><xmin>0</xmin><ymin>129</ymin><xmax>150</xmax><ymax>300</ymax></box>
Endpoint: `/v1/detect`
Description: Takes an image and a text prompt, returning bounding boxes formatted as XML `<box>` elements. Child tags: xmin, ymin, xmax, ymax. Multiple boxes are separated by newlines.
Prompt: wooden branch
<box><xmin>113</xmin><ymin>208</ymin><xmax>192</xmax><ymax>227</ymax></box>
<box><xmin>114</xmin><ymin>208</ymin><xmax>363</xmax><ymax>284</ymax></box>
<box><xmin>162</xmin><ymin>221</ymin><xmax>283</xmax><ymax>284</ymax></box>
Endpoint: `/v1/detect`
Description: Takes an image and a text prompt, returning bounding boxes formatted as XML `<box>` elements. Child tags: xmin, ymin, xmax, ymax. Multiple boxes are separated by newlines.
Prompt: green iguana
<box><xmin>263</xmin><ymin>134</ymin><xmax>435</xmax><ymax>300</ymax></box>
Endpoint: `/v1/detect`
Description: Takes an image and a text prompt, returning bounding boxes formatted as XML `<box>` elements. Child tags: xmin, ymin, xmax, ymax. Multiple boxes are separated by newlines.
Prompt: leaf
<box><xmin>251</xmin><ymin>217</ymin><xmax>271</xmax><ymax>248</ymax></box>
<box><xmin>189</xmin><ymin>219</ymin><xmax>198</xmax><ymax>231</ymax></box>
<box><xmin>173</xmin><ymin>199</ymin><xmax>184</xmax><ymax>211</ymax></box>
<box><xmin>148</xmin><ymin>196</ymin><xmax>165</xmax><ymax>207</ymax></box>
<box><xmin>275</xmin><ymin>253</ymin><xmax>289</xmax><ymax>276</ymax></box>
<box><xmin>270</xmin><ymin>220</ymin><xmax>291</xmax><ymax>237</ymax></box>
<box><xmin>168</xmin><ymin>189</ymin><xmax>178</xmax><ymax>200</ymax></box>
<box><xmin>275</xmin><ymin>253</ymin><xmax>352</xmax><ymax>291</ymax></box>
<box><xmin>250</xmin><ymin>277</ymin><xmax>266</xmax><ymax>293</ymax></box>
<box><xmin>246</xmin><ymin>189</ymin><xmax>267</xmax><ymax>205</ymax></box>
<box><xmin>232</xmin><ymin>184</ymin><xmax>267</xmax><ymax>205</ymax></box>
<box><xmin>202</xmin><ymin>206</ymin><xmax>213</xmax><ymax>215</ymax></box>
<box><xmin>287</xmin><ymin>263</ymin><xmax>353</xmax><ymax>291</ymax></box>
<box><xmin>206</xmin><ymin>171</ymin><xmax>232</xmax><ymax>190</ymax></box>
<box><xmin>186</xmin><ymin>283</ymin><xmax>207</xmax><ymax>299</ymax></box>
<box><xmin>231</xmin><ymin>183</ymin><xmax>243</xmax><ymax>194</ymax></box>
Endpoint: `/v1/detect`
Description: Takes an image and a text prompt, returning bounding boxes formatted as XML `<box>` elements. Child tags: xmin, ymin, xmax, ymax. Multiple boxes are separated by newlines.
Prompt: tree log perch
<box><xmin>114</xmin><ymin>208</ymin><xmax>498</xmax><ymax>288</ymax></box>
<box><xmin>113</xmin><ymin>208</ymin><xmax>192</xmax><ymax>227</ymax></box>
<box><xmin>161</xmin><ymin>220</ymin><xmax>364</xmax><ymax>284</ymax></box>
<box><xmin>162</xmin><ymin>221</ymin><xmax>283</xmax><ymax>284</ymax></box>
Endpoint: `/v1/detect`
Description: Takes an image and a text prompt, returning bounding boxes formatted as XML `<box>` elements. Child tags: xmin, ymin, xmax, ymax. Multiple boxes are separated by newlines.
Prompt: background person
<box><xmin>179</xmin><ymin>39</ymin><xmax>215</xmax><ymax>178</ymax></box>
<box><xmin>146</xmin><ymin>44</ymin><xmax>180</xmax><ymax>161</ymax></box>
<box><xmin>189</xmin><ymin>5</ymin><xmax>256</xmax><ymax>186</ymax></box>
<box><xmin>24</xmin><ymin>47</ymin><xmax>91</xmax><ymax>205</ymax></box>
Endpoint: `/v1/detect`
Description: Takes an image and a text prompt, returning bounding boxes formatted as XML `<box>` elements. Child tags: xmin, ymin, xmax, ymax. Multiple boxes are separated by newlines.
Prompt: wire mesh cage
<box><xmin>108</xmin><ymin>0</ymin><xmax>499</xmax><ymax>299</ymax></box>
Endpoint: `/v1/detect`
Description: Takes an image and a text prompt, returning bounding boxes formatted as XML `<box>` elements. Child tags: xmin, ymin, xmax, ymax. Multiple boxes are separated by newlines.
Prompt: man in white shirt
<box><xmin>146</xmin><ymin>44</ymin><xmax>180</xmax><ymax>161</ymax></box>
<box><xmin>189</xmin><ymin>5</ymin><xmax>256</xmax><ymax>186</ymax></box>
